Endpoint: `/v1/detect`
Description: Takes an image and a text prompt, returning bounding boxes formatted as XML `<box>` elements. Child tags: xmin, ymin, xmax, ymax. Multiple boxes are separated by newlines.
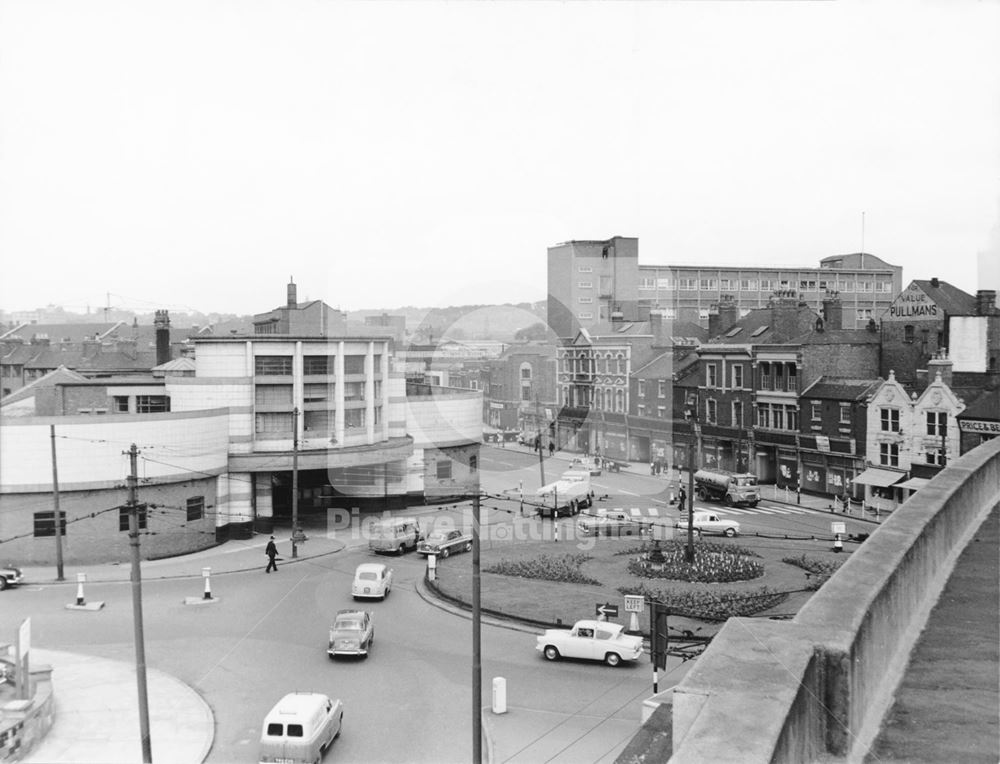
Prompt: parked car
<box><xmin>536</xmin><ymin>619</ymin><xmax>643</xmax><ymax>666</ymax></box>
<box><xmin>674</xmin><ymin>511</ymin><xmax>741</xmax><ymax>538</ymax></box>
<box><xmin>368</xmin><ymin>517</ymin><xmax>422</xmax><ymax>555</ymax></box>
<box><xmin>569</xmin><ymin>457</ymin><xmax>602</xmax><ymax>476</ymax></box>
<box><xmin>0</xmin><ymin>564</ymin><xmax>23</xmax><ymax>591</ymax></box>
<box><xmin>328</xmin><ymin>610</ymin><xmax>374</xmax><ymax>659</ymax></box>
<box><xmin>417</xmin><ymin>529</ymin><xmax>473</xmax><ymax>558</ymax></box>
<box><xmin>258</xmin><ymin>691</ymin><xmax>343</xmax><ymax>764</ymax></box>
<box><xmin>352</xmin><ymin>563</ymin><xmax>393</xmax><ymax>600</ymax></box>
<box><xmin>576</xmin><ymin>509</ymin><xmax>640</xmax><ymax>537</ymax></box>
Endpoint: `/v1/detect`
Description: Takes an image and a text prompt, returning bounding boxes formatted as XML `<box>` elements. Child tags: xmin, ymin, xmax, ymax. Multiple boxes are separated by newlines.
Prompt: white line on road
<box><xmin>618</xmin><ymin>489</ymin><xmax>640</xmax><ymax>496</ymax></box>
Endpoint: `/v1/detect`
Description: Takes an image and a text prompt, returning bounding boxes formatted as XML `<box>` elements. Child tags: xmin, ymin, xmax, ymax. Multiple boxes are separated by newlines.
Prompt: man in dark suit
<box><xmin>265</xmin><ymin>536</ymin><xmax>278</xmax><ymax>573</ymax></box>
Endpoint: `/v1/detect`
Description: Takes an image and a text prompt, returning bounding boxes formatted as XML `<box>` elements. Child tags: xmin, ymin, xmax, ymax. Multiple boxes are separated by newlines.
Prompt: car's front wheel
<box><xmin>605</xmin><ymin>652</ymin><xmax>622</xmax><ymax>667</ymax></box>
<box><xmin>0</xmin><ymin>578</ymin><xmax>7</xmax><ymax>591</ymax></box>
<box><xmin>464</xmin><ymin>542</ymin><xmax>473</xmax><ymax>553</ymax></box>
<box><xmin>441</xmin><ymin>547</ymin><xmax>450</xmax><ymax>558</ymax></box>
<box><xmin>543</xmin><ymin>645</ymin><xmax>560</xmax><ymax>661</ymax></box>
<box><xmin>724</xmin><ymin>528</ymin><xmax>737</xmax><ymax>538</ymax></box>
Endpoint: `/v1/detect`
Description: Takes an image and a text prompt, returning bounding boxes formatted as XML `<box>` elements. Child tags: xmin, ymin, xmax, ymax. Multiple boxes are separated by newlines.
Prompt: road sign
<box><xmin>831</xmin><ymin>522</ymin><xmax>846</xmax><ymax>535</ymax></box>
<box><xmin>624</xmin><ymin>595</ymin><xmax>644</xmax><ymax>613</ymax></box>
<box><xmin>596</xmin><ymin>602</ymin><xmax>619</xmax><ymax>618</ymax></box>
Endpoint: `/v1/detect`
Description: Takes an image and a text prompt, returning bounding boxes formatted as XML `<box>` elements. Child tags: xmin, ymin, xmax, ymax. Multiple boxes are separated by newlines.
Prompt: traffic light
<box><xmin>651</xmin><ymin>603</ymin><xmax>669</xmax><ymax>670</ymax></box>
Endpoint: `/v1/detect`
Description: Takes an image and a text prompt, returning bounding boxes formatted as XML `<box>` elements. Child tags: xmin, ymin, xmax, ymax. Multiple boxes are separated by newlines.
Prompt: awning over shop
<box><xmin>897</xmin><ymin>477</ymin><xmax>930</xmax><ymax>491</ymax></box>
<box><xmin>853</xmin><ymin>467</ymin><xmax>907</xmax><ymax>488</ymax></box>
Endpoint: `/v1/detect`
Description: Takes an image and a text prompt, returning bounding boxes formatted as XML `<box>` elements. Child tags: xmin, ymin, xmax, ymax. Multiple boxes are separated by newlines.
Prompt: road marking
<box><xmin>651</xmin><ymin>497</ymin><xmax>668</xmax><ymax>504</ymax></box>
<box><xmin>618</xmin><ymin>489</ymin><xmax>640</xmax><ymax>496</ymax></box>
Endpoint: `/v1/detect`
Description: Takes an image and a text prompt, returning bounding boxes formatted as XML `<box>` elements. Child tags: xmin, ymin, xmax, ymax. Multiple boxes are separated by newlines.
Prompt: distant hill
<box><xmin>348</xmin><ymin>302</ymin><xmax>547</xmax><ymax>342</ymax></box>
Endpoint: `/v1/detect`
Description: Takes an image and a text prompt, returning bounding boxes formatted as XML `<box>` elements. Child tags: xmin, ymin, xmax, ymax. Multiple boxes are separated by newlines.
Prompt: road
<box><xmin>0</xmin><ymin>538</ymin><xmax>658</xmax><ymax>763</ymax></box>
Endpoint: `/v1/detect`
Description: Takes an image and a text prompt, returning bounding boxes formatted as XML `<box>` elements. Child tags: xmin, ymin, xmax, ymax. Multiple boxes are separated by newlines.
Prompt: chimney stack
<box><xmin>821</xmin><ymin>290</ymin><xmax>843</xmax><ymax>330</ymax></box>
<box><xmin>650</xmin><ymin>311</ymin><xmax>668</xmax><ymax>347</ymax></box>
<box><xmin>769</xmin><ymin>290</ymin><xmax>804</xmax><ymax>339</ymax></box>
<box><xmin>287</xmin><ymin>277</ymin><xmax>297</xmax><ymax>308</ymax></box>
<box><xmin>154</xmin><ymin>310</ymin><xmax>171</xmax><ymax>366</ymax></box>
<box><xmin>930</xmin><ymin>277</ymin><xmax>940</xmax><ymax>289</ymax></box>
<box><xmin>926</xmin><ymin>351</ymin><xmax>953</xmax><ymax>389</ymax></box>
<box><xmin>717</xmin><ymin>294</ymin><xmax>739</xmax><ymax>334</ymax></box>
<box><xmin>975</xmin><ymin>289</ymin><xmax>998</xmax><ymax>316</ymax></box>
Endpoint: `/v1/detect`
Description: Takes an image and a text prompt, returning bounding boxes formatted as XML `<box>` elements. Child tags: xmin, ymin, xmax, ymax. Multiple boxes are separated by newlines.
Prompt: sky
<box><xmin>1</xmin><ymin>1</ymin><xmax>998</xmax><ymax>318</ymax></box>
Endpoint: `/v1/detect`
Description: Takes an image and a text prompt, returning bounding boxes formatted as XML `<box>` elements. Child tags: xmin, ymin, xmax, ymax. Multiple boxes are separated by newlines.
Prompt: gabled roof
<box><xmin>910</xmin><ymin>280</ymin><xmax>978</xmax><ymax>316</ymax></box>
<box><xmin>800</xmin><ymin>376</ymin><xmax>883</xmax><ymax>401</ymax></box>
<box><xmin>0</xmin><ymin>322</ymin><xmax>121</xmax><ymax>343</ymax></box>
<box><xmin>0</xmin><ymin>365</ymin><xmax>88</xmax><ymax>407</ymax></box>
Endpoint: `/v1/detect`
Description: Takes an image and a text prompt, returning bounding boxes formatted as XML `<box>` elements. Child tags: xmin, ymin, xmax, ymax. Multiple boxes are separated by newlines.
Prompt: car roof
<box><xmin>266</xmin><ymin>692</ymin><xmax>331</xmax><ymax>719</ymax></box>
<box><xmin>355</xmin><ymin>562</ymin><xmax>388</xmax><ymax>573</ymax></box>
<box><xmin>335</xmin><ymin>609</ymin><xmax>368</xmax><ymax>618</ymax></box>
<box><xmin>574</xmin><ymin>620</ymin><xmax>623</xmax><ymax>633</ymax></box>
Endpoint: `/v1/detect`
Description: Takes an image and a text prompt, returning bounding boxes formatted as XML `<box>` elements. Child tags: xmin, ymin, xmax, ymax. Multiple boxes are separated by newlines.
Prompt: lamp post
<box><xmin>684</xmin><ymin>392</ymin><xmax>701</xmax><ymax>564</ymax></box>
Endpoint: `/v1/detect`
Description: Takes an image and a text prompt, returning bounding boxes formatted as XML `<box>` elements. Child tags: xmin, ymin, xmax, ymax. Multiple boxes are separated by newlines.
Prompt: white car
<box><xmin>674</xmin><ymin>511</ymin><xmax>741</xmax><ymax>538</ymax></box>
<box><xmin>577</xmin><ymin>510</ymin><xmax>640</xmax><ymax>537</ymax></box>
<box><xmin>0</xmin><ymin>564</ymin><xmax>23</xmax><ymax>591</ymax></box>
<box><xmin>352</xmin><ymin>563</ymin><xmax>393</xmax><ymax>600</ymax></box>
<box><xmin>536</xmin><ymin>619</ymin><xmax>643</xmax><ymax>667</ymax></box>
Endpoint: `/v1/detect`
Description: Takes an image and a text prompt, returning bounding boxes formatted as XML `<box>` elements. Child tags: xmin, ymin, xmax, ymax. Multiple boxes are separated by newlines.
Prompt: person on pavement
<box><xmin>265</xmin><ymin>535</ymin><xmax>278</xmax><ymax>573</ymax></box>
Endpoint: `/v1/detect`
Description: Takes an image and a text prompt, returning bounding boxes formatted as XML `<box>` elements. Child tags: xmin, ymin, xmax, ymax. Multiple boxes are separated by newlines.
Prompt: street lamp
<box><xmin>684</xmin><ymin>392</ymin><xmax>701</xmax><ymax>564</ymax></box>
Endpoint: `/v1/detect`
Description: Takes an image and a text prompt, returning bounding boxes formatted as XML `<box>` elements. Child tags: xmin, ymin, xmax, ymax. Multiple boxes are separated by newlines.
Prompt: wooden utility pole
<box><xmin>471</xmin><ymin>457</ymin><xmax>482</xmax><ymax>764</ymax></box>
<box><xmin>126</xmin><ymin>443</ymin><xmax>152</xmax><ymax>763</ymax></box>
<box><xmin>49</xmin><ymin>425</ymin><xmax>64</xmax><ymax>581</ymax></box>
<box><xmin>292</xmin><ymin>407</ymin><xmax>300</xmax><ymax>557</ymax></box>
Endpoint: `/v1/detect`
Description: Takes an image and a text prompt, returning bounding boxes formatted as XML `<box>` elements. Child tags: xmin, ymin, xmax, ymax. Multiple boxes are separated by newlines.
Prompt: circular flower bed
<box><xmin>628</xmin><ymin>540</ymin><xmax>764</xmax><ymax>583</ymax></box>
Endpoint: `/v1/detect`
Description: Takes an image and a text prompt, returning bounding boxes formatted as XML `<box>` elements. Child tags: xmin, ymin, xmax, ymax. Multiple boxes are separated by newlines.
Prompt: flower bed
<box><xmin>782</xmin><ymin>553</ymin><xmax>843</xmax><ymax>590</ymax></box>
<box><xmin>625</xmin><ymin>540</ymin><xmax>764</xmax><ymax>583</ymax></box>
<box><xmin>484</xmin><ymin>552</ymin><xmax>602</xmax><ymax>585</ymax></box>
<box><xmin>617</xmin><ymin>582</ymin><xmax>789</xmax><ymax>621</ymax></box>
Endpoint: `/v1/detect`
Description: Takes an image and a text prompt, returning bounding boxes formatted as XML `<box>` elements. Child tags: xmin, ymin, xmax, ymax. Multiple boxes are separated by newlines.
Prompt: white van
<box><xmin>259</xmin><ymin>692</ymin><xmax>343</xmax><ymax>764</ymax></box>
<box><xmin>368</xmin><ymin>517</ymin><xmax>422</xmax><ymax>554</ymax></box>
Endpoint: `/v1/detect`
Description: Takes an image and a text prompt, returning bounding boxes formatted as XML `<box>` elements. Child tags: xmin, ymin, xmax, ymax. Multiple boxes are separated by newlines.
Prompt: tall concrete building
<box><xmin>547</xmin><ymin>237</ymin><xmax>903</xmax><ymax>336</ymax></box>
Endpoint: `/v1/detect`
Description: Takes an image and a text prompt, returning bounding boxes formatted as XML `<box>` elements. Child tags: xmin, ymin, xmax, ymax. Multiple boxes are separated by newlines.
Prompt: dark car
<box><xmin>328</xmin><ymin>610</ymin><xmax>374</xmax><ymax>658</ymax></box>
<box><xmin>417</xmin><ymin>529</ymin><xmax>473</xmax><ymax>558</ymax></box>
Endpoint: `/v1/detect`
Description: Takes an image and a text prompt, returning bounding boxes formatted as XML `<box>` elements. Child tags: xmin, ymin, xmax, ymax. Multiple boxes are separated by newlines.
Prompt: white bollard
<box><xmin>492</xmin><ymin>677</ymin><xmax>507</xmax><ymax>714</ymax></box>
<box><xmin>629</xmin><ymin>611</ymin><xmax>640</xmax><ymax>633</ymax></box>
<box><xmin>202</xmin><ymin>567</ymin><xmax>212</xmax><ymax>600</ymax></box>
<box><xmin>76</xmin><ymin>572</ymin><xmax>86</xmax><ymax>606</ymax></box>
<box><xmin>427</xmin><ymin>554</ymin><xmax>437</xmax><ymax>582</ymax></box>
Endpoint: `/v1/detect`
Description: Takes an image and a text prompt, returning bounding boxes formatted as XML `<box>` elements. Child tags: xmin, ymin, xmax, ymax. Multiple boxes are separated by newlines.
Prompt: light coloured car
<box><xmin>577</xmin><ymin>509</ymin><xmax>640</xmax><ymax>537</ymax></box>
<box><xmin>417</xmin><ymin>529</ymin><xmax>473</xmax><ymax>558</ymax></box>
<box><xmin>674</xmin><ymin>511</ymin><xmax>741</xmax><ymax>538</ymax></box>
<box><xmin>258</xmin><ymin>691</ymin><xmax>342</xmax><ymax>764</ymax></box>
<box><xmin>352</xmin><ymin>562</ymin><xmax>393</xmax><ymax>600</ymax></box>
<box><xmin>328</xmin><ymin>609</ymin><xmax>374</xmax><ymax>658</ymax></box>
<box><xmin>569</xmin><ymin>456</ymin><xmax>602</xmax><ymax>476</ymax></box>
<box><xmin>536</xmin><ymin>619</ymin><xmax>643</xmax><ymax>667</ymax></box>
<box><xmin>0</xmin><ymin>564</ymin><xmax>23</xmax><ymax>591</ymax></box>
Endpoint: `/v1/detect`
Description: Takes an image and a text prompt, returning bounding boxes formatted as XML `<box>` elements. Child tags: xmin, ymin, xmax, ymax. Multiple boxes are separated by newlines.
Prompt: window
<box><xmin>720</xmin><ymin>279</ymin><xmax>734</xmax><ymax>290</ymax></box>
<box><xmin>255</xmin><ymin>385</ymin><xmax>293</xmax><ymax>407</ymax></box>
<box><xmin>436</xmin><ymin>460</ymin><xmax>452</xmax><ymax>479</ymax></box>
<box><xmin>579</xmin><ymin>296</ymin><xmax>593</xmax><ymax>304</ymax></box>
<box><xmin>657</xmin><ymin>405</ymin><xmax>667</xmax><ymax>418</ymax></box>
<box><xmin>615</xmin><ymin>389</ymin><xmax>625</xmax><ymax>413</ymax></box>
<box><xmin>926</xmin><ymin>447</ymin><xmax>945</xmax><ymax>466</ymax></box>
<box><xmin>657</xmin><ymin>278</ymin><xmax>673</xmax><ymax>290</ymax></box>
<box><xmin>732</xmin><ymin>400</ymin><xmax>743</xmax><ymax>427</ymax></box>
<box><xmin>757</xmin><ymin>405</ymin><xmax>771</xmax><ymax>429</ymax></box>
<box><xmin>637</xmin><ymin>380</ymin><xmax>646</xmax><ymax>397</ymax></box>
<box><xmin>839</xmin><ymin>403</ymin><xmax>851</xmax><ymax>424</ymax></box>
<box><xmin>904</xmin><ymin>325</ymin><xmax>915</xmax><ymax>344</ymax></box>
<box><xmin>760</xmin><ymin>279</ymin><xmax>772</xmax><ymax>292</ymax></box>
<box><xmin>699</xmin><ymin>278</ymin><xmax>718</xmax><ymax>291</ymax></box>
<box><xmin>113</xmin><ymin>396</ymin><xmax>129</xmax><ymax>413</ymax></box>
<box><xmin>740</xmin><ymin>279</ymin><xmax>759</xmax><ymax>292</ymax></box>
<box><xmin>303</xmin><ymin>410</ymin><xmax>333</xmax><ymax>434</ymax></box>
<box><xmin>345</xmin><ymin>408</ymin><xmax>365</xmax><ymax>429</ymax></box>
<box><xmin>731</xmin><ymin>365</ymin><xmax>744</xmax><ymax>389</ymax></box>
<box><xmin>287</xmin><ymin>725</ymin><xmax>304</xmax><ymax>738</ymax></box>
<box><xmin>811</xmin><ymin>402</ymin><xmax>821</xmax><ymax>421</ymax></box>
<box><xmin>706</xmin><ymin>364</ymin><xmax>718</xmax><ymax>388</ymax></box>
<box><xmin>578</xmin><ymin>281</ymin><xmax>593</xmax><ymax>289</ymax></box>
<box><xmin>303</xmin><ymin>383</ymin><xmax>332</xmax><ymax>403</ymax></box>
<box><xmin>926</xmin><ymin>411</ymin><xmax>947</xmax><ymax>436</ymax></box>
<box><xmin>773</xmin><ymin>406</ymin><xmax>785</xmax><ymax>430</ymax></box>
<box><xmin>705</xmin><ymin>398</ymin><xmax>718</xmax><ymax>424</ymax></box>
<box><xmin>880</xmin><ymin>408</ymin><xmax>900</xmax><ymax>432</ymax></box>
<box><xmin>879</xmin><ymin>443</ymin><xmax>900</xmax><ymax>467</ymax></box>
<box><xmin>136</xmin><ymin>395</ymin><xmax>170</xmax><ymax>413</ymax></box>
<box><xmin>637</xmin><ymin>404</ymin><xmax>646</xmax><ymax>417</ymax></box>
<box><xmin>578</xmin><ymin>312</ymin><xmax>593</xmax><ymax>320</ymax></box>
<box><xmin>521</xmin><ymin>384</ymin><xmax>532</xmax><ymax>402</ymax></box>
<box><xmin>33</xmin><ymin>511</ymin><xmax>66</xmax><ymax>538</ymax></box>
<box><xmin>678</xmin><ymin>278</ymin><xmax>698</xmax><ymax>291</ymax></box>
<box><xmin>344</xmin><ymin>381</ymin><xmax>365</xmax><ymax>401</ymax></box>
<box><xmin>343</xmin><ymin>355</ymin><xmax>366</xmax><ymax>375</ymax></box>
<box><xmin>520</xmin><ymin>365</ymin><xmax>532</xmax><ymax>380</ymax></box>
<box><xmin>787</xmin><ymin>406</ymin><xmax>798</xmax><ymax>430</ymax></box>
<box><xmin>303</xmin><ymin>355</ymin><xmax>335</xmax><ymax>375</ymax></box>
<box><xmin>639</xmin><ymin>277</ymin><xmax>655</xmax><ymax>289</ymax></box>
<box><xmin>118</xmin><ymin>505</ymin><xmax>148</xmax><ymax>532</ymax></box>
<box><xmin>255</xmin><ymin>412</ymin><xmax>293</xmax><ymax>436</ymax></box>
<box><xmin>255</xmin><ymin>356</ymin><xmax>292</xmax><ymax>375</ymax></box>
<box><xmin>578</xmin><ymin>266</ymin><xmax>593</xmax><ymax>273</ymax></box>
<box><xmin>373</xmin><ymin>406</ymin><xmax>382</xmax><ymax>425</ymax></box>
<box><xmin>186</xmin><ymin>497</ymin><xmax>205</xmax><ymax>522</ymax></box>
<box><xmin>657</xmin><ymin>379</ymin><xmax>667</xmax><ymax>397</ymax></box>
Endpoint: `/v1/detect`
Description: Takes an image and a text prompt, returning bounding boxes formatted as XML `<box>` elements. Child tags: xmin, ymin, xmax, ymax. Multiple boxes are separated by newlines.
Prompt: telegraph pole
<box><xmin>126</xmin><ymin>443</ymin><xmax>152</xmax><ymax>763</ymax></box>
<box><xmin>49</xmin><ymin>425</ymin><xmax>65</xmax><ymax>581</ymax></box>
<box><xmin>535</xmin><ymin>395</ymin><xmax>545</xmax><ymax>486</ymax></box>
<box><xmin>292</xmin><ymin>407</ymin><xmax>300</xmax><ymax>557</ymax></box>
<box><xmin>471</xmin><ymin>456</ymin><xmax>483</xmax><ymax>764</ymax></box>
<box><xmin>685</xmin><ymin>392</ymin><xmax>700</xmax><ymax>564</ymax></box>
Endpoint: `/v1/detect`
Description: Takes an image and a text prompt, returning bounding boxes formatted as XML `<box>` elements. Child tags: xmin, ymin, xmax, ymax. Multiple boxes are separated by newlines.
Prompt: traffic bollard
<box><xmin>202</xmin><ymin>567</ymin><xmax>212</xmax><ymax>599</ymax></box>
<box><xmin>76</xmin><ymin>572</ymin><xmax>86</xmax><ymax>606</ymax></box>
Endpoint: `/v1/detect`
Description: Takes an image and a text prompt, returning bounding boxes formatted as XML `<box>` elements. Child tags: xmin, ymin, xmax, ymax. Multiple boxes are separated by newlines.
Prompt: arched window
<box><xmin>616</xmin><ymin>389</ymin><xmax>625</xmax><ymax>413</ymax></box>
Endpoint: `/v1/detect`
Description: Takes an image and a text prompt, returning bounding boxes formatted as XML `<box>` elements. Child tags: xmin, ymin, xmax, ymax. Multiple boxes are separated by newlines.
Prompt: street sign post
<box><xmin>595</xmin><ymin>602</ymin><xmax>619</xmax><ymax>620</ymax></box>
<box><xmin>624</xmin><ymin>595</ymin><xmax>644</xmax><ymax>633</ymax></box>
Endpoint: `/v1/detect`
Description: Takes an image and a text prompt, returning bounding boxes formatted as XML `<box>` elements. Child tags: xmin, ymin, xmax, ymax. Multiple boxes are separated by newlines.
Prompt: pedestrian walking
<box><xmin>678</xmin><ymin>485</ymin><xmax>687</xmax><ymax>511</ymax></box>
<box><xmin>265</xmin><ymin>535</ymin><xmax>278</xmax><ymax>573</ymax></box>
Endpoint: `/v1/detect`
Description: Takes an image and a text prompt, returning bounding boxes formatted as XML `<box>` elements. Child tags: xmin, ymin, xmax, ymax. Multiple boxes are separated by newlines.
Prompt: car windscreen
<box><xmin>734</xmin><ymin>476</ymin><xmax>758</xmax><ymax>486</ymax></box>
<box><xmin>358</xmin><ymin>571</ymin><xmax>378</xmax><ymax>581</ymax></box>
<box><xmin>335</xmin><ymin>620</ymin><xmax>362</xmax><ymax>630</ymax></box>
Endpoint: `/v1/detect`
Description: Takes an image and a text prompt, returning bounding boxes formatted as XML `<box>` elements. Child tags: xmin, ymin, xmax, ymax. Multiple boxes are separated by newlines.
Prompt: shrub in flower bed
<box><xmin>783</xmin><ymin>554</ymin><xmax>843</xmax><ymax>590</ymax></box>
<box><xmin>624</xmin><ymin>541</ymin><xmax>764</xmax><ymax>583</ymax></box>
<box><xmin>617</xmin><ymin>583</ymin><xmax>788</xmax><ymax>621</ymax></box>
<box><xmin>484</xmin><ymin>553</ymin><xmax>602</xmax><ymax>585</ymax></box>
<box><xmin>615</xmin><ymin>540</ymin><xmax>761</xmax><ymax>558</ymax></box>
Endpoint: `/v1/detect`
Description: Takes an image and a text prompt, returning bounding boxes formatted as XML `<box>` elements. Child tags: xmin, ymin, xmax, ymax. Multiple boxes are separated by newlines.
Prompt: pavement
<box><xmin>4</xmin><ymin>449</ymin><xmax>881</xmax><ymax>763</ymax></box>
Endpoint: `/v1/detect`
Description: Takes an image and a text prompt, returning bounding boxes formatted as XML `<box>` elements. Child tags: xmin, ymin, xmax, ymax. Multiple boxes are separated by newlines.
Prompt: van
<box><xmin>258</xmin><ymin>692</ymin><xmax>343</xmax><ymax>764</ymax></box>
<box><xmin>368</xmin><ymin>517</ymin><xmax>422</xmax><ymax>554</ymax></box>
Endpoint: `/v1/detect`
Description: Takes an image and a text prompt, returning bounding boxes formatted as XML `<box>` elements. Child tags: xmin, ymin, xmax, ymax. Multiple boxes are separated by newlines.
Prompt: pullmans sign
<box><xmin>885</xmin><ymin>283</ymin><xmax>939</xmax><ymax>321</ymax></box>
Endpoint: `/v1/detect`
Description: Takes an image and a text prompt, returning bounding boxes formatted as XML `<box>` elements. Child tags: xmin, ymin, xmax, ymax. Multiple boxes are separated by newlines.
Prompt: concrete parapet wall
<box><xmin>669</xmin><ymin>437</ymin><xmax>1000</xmax><ymax>763</ymax></box>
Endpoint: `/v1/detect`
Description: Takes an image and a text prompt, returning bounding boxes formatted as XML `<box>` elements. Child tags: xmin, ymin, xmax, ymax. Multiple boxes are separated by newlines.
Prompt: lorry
<box><xmin>693</xmin><ymin>469</ymin><xmax>760</xmax><ymax>507</ymax></box>
<box><xmin>535</xmin><ymin>470</ymin><xmax>595</xmax><ymax>518</ymax></box>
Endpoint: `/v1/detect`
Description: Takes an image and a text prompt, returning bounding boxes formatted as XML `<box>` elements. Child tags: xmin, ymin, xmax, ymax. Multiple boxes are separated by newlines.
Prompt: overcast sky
<box><xmin>1</xmin><ymin>1</ymin><xmax>998</xmax><ymax>318</ymax></box>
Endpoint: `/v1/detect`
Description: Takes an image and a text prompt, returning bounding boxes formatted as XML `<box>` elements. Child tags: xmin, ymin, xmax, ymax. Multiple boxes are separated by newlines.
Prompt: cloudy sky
<box><xmin>1</xmin><ymin>1</ymin><xmax>998</xmax><ymax>317</ymax></box>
